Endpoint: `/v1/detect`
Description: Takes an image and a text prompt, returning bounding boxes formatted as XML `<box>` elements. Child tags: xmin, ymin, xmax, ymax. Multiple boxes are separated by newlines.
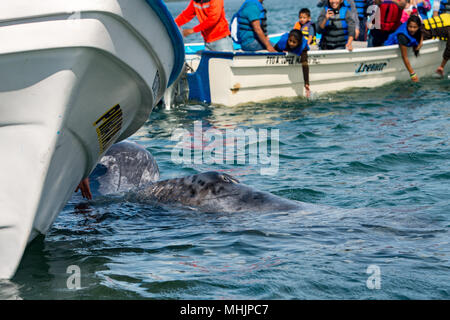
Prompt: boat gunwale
<box><xmin>185</xmin><ymin>39</ymin><xmax>441</xmax><ymax>60</ymax></box>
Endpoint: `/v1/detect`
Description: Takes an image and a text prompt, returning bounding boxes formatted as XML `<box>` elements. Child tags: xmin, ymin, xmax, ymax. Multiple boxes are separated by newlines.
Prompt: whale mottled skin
<box><xmin>133</xmin><ymin>171</ymin><xmax>302</xmax><ymax>213</ymax></box>
<box><xmin>90</xmin><ymin>141</ymin><xmax>303</xmax><ymax>213</ymax></box>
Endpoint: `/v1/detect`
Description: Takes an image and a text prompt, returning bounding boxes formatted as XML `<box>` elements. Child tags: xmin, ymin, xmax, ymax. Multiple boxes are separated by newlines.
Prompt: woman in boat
<box><xmin>274</xmin><ymin>29</ymin><xmax>311</xmax><ymax>97</ymax></box>
<box><xmin>384</xmin><ymin>15</ymin><xmax>423</xmax><ymax>82</ymax></box>
<box><xmin>421</xmin><ymin>13</ymin><xmax>450</xmax><ymax>76</ymax></box>
<box><xmin>317</xmin><ymin>0</ymin><xmax>357</xmax><ymax>50</ymax></box>
<box><xmin>318</xmin><ymin>0</ymin><xmax>361</xmax><ymax>41</ymax></box>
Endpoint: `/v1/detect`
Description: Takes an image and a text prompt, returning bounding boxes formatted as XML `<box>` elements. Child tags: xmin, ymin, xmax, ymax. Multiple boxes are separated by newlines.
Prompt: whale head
<box><xmin>90</xmin><ymin>141</ymin><xmax>160</xmax><ymax>196</ymax></box>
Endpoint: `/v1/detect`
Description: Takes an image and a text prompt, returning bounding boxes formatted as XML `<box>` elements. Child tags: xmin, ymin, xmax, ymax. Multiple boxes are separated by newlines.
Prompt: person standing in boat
<box><xmin>230</xmin><ymin>0</ymin><xmax>277</xmax><ymax>52</ymax></box>
<box><xmin>368</xmin><ymin>0</ymin><xmax>407</xmax><ymax>47</ymax></box>
<box><xmin>415</xmin><ymin>0</ymin><xmax>432</xmax><ymax>20</ymax></box>
<box><xmin>318</xmin><ymin>0</ymin><xmax>362</xmax><ymax>40</ymax></box>
<box><xmin>293</xmin><ymin>8</ymin><xmax>317</xmax><ymax>46</ymax></box>
<box><xmin>433</xmin><ymin>0</ymin><xmax>450</xmax><ymax>16</ymax></box>
<box><xmin>274</xmin><ymin>29</ymin><xmax>311</xmax><ymax>97</ymax></box>
<box><xmin>175</xmin><ymin>0</ymin><xmax>233</xmax><ymax>51</ymax></box>
<box><xmin>317</xmin><ymin>0</ymin><xmax>357</xmax><ymax>50</ymax></box>
<box><xmin>384</xmin><ymin>15</ymin><xmax>422</xmax><ymax>82</ymax></box>
<box><xmin>421</xmin><ymin>13</ymin><xmax>450</xmax><ymax>76</ymax></box>
<box><xmin>353</xmin><ymin>0</ymin><xmax>375</xmax><ymax>40</ymax></box>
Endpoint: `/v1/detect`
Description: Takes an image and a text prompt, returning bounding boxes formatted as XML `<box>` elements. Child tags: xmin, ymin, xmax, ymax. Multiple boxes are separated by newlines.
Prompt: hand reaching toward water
<box><xmin>76</xmin><ymin>178</ymin><xmax>92</xmax><ymax>200</ymax></box>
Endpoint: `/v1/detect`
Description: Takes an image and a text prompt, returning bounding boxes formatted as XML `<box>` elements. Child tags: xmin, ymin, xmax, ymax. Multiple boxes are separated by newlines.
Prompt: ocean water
<box><xmin>1</xmin><ymin>0</ymin><xmax>449</xmax><ymax>300</ymax></box>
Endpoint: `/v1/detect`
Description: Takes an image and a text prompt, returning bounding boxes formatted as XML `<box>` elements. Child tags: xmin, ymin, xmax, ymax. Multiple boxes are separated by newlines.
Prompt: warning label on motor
<box><xmin>93</xmin><ymin>104</ymin><xmax>123</xmax><ymax>153</ymax></box>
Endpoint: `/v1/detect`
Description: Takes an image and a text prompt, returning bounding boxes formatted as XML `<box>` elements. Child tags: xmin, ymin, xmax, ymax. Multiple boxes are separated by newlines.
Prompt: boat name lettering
<box><xmin>356</xmin><ymin>62</ymin><xmax>388</xmax><ymax>73</ymax></box>
<box><xmin>266</xmin><ymin>55</ymin><xmax>320</xmax><ymax>65</ymax></box>
<box><xmin>266</xmin><ymin>55</ymin><xmax>299</xmax><ymax>65</ymax></box>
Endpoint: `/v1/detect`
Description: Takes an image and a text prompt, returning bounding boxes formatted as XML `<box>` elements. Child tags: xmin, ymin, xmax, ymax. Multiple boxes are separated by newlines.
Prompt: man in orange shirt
<box><xmin>175</xmin><ymin>0</ymin><xmax>233</xmax><ymax>51</ymax></box>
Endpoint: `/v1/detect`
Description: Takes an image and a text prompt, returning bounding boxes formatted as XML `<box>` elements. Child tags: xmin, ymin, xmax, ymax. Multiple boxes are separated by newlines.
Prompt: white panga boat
<box><xmin>0</xmin><ymin>0</ymin><xmax>184</xmax><ymax>279</ymax></box>
<box><xmin>183</xmin><ymin>38</ymin><xmax>448</xmax><ymax>107</ymax></box>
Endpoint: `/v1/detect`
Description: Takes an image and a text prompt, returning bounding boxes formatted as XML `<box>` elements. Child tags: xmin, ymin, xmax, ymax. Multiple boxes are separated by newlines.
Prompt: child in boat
<box><xmin>317</xmin><ymin>0</ymin><xmax>357</xmax><ymax>50</ymax></box>
<box><xmin>294</xmin><ymin>8</ymin><xmax>317</xmax><ymax>46</ymax></box>
<box><xmin>384</xmin><ymin>15</ymin><xmax>422</xmax><ymax>82</ymax></box>
<box><xmin>274</xmin><ymin>29</ymin><xmax>311</xmax><ymax>97</ymax></box>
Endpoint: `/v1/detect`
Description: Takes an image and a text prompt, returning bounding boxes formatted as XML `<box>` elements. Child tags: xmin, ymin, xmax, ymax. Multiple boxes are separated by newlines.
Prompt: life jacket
<box><xmin>230</xmin><ymin>0</ymin><xmax>267</xmax><ymax>44</ymax></box>
<box><xmin>321</xmin><ymin>4</ymin><xmax>350</xmax><ymax>49</ymax></box>
<box><xmin>384</xmin><ymin>22</ymin><xmax>419</xmax><ymax>47</ymax></box>
<box><xmin>423</xmin><ymin>13</ymin><xmax>450</xmax><ymax>40</ymax></box>
<box><xmin>276</xmin><ymin>32</ymin><xmax>309</xmax><ymax>56</ymax></box>
<box><xmin>354</xmin><ymin>0</ymin><xmax>367</xmax><ymax>19</ymax></box>
<box><xmin>294</xmin><ymin>21</ymin><xmax>317</xmax><ymax>45</ymax></box>
<box><xmin>379</xmin><ymin>1</ymin><xmax>403</xmax><ymax>32</ymax></box>
<box><xmin>439</xmin><ymin>0</ymin><xmax>450</xmax><ymax>15</ymax></box>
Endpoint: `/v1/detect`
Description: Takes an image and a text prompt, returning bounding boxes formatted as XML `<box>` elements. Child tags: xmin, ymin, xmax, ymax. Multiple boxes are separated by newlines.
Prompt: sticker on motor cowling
<box><xmin>93</xmin><ymin>104</ymin><xmax>123</xmax><ymax>153</ymax></box>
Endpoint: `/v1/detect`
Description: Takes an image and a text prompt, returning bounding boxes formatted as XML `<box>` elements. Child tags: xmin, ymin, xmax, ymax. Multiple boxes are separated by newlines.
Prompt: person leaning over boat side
<box><xmin>294</xmin><ymin>8</ymin><xmax>317</xmax><ymax>46</ymax></box>
<box><xmin>421</xmin><ymin>13</ymin><xmax>450</xmax><ymax>76</ymax></box>
<box><xmin>384</xmin><ymin>15</ymin><xmax>422</xmax><ymax>82</ymax></box>
<box><xmin>433</xmin><ymin>0</ymin><xmax>450</xmax><ymax>17</ymax></box>
<box><xmin>175</xmin><ymin>0</ymin><xmax>233</xmax><ymax>51</ymax></box>
<box><xmin>317</xmin><ymin>0</ymin><xmax>357</xmax><ymax>50</ymax></box>
<box><xmin>231</xmin><ymin>0</ymin><xmax>276</xmax><ymax>52</ymax></box>
<box><xmin>274</xmin><ymin>29</ymin><xmax>311</xmax><ymax>97</ymax></box>
<box><xmin>368</xmin><ymin>0</ymin><xmax>407</xmax><ymax>47</ymax></box>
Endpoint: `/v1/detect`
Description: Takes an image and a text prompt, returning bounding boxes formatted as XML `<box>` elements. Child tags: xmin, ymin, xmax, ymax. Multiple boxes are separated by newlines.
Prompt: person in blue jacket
<box><xmin>274</xmin><ymin>29</ymin><xmax>311</xmax><ymax>97</ymax></box>
<box><xmin>231</xmin><ymin>0</ymin><xmax>276</xmax><ymax>52</ymax></box>
<box><xmin>384</xmin><ymin>15</ymin><xmax>422</xmax><ymax>82</ymax></box>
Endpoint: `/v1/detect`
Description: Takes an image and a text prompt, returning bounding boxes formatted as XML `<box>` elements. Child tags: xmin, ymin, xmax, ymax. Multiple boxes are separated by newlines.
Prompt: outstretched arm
<box><xmin>400</xmin><ymin>44</ymin><xmax>419</xmax><ymax>82</ymax></box>
<box><xmin>300</xmin><ymin>48</ymin><xmax>310</xmax><ymax>97</ymax></box>
<box><xmin>175</xmin><ymin>1</ymin><xmax>196</xmax><ymax>28</ymax></box>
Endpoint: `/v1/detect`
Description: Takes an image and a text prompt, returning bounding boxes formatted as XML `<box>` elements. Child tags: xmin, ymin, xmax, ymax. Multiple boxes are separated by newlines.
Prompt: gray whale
<box><xmin>89</xmin><ymin>141</ymin><xmax>304</xmax><ymax>213</ymax></box>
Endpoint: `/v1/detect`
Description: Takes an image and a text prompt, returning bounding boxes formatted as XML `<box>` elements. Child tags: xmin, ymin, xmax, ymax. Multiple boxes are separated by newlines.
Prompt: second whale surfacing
<box><xmin>90</xmin><ymin>141</ymin><xmax>305</xmax><ymax>213</ymax></box>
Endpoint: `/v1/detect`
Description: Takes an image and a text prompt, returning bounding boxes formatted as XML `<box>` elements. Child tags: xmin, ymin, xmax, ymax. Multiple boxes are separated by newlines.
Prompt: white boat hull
<box><xmin>0</xmin><ymin>0</ymin><xmax>184</xmax><ymax>279</ymax></box>
<box><xmin>186</xmin><ymin>40</ymin><xmax>449</xmax><ymax>106</ymax></box>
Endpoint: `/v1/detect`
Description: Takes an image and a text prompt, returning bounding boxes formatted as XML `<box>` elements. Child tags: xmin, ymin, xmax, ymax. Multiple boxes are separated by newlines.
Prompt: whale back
<box><xmin>89</xmin><ymin>141</ymin><xmax>160</xmax><ymax>195</ymax></box>
<box><xmin>135</xmin><ymin>171</ymin><xmax>302</xmax><ymax>213</ymax></box>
